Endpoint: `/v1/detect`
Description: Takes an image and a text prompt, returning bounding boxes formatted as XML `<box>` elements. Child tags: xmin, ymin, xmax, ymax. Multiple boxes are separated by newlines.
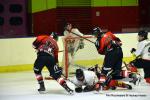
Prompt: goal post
<box><xmin>62</xmin><ymin>35</ymin><xmax>104</xmax><ymax>78</ymax></box>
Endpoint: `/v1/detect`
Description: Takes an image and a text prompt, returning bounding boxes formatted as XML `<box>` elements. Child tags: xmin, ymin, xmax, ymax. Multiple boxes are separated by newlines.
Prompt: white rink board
<box><xmin>0</xmin><ymin>33</ymin><xmax>149</xmax><ymax>66</ymax></box>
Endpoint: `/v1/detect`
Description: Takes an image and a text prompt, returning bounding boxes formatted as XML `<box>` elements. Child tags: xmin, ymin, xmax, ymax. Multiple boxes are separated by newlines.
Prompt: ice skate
<box><xmin>129</xmin><ymin>73</ymin><xmax>141</xmax><ymax>85</ymax></box>
<box><xmin>62</xmin><ymin>83</ymin><xmax>74</xmax><ymax>95</ymax></box>
<box><xmin>38</xmin><ymin>82</ymin><xmax>46</xmax><ymax>94</ymax></box>
<box><xmin>124</xmin><ymin>84</ymin><xmax>132</xmax><ymax>90</ymax></box>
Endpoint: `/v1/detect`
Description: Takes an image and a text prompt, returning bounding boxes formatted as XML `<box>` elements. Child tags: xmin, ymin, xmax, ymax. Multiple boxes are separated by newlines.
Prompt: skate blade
<box><xmin>68</xmin><ymin>91</ymin><xmax>74</xmax><ymax>95</ymax></box>
<box><xmin>93</xmin><ymin>90</ymin><xmax>104</xmax><ymax>94</ymax></box>
<box><xmin>136</xmin><ymin>77</ymin><xmax>142</xmax><ymax>85</ymax></box>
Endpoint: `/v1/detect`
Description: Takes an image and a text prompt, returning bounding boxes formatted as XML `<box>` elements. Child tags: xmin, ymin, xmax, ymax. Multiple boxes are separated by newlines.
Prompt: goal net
<box><xmin>62</xmin><ymin>35</ymin><xmax>104</xmax><ymax>78</ymax></box>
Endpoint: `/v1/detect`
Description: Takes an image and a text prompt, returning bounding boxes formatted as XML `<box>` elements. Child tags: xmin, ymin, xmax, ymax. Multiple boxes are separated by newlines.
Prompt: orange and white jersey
<box><xmin>135</xmin><ymin>39</ymin><xmax>150</xmax><ymax>60</ymax></box>
<box><xmin>33</xmin><ymin>35</ymin><xmax>59</xmax><ymax>62</ymax></box>
<box><xmin>95</xmin><ymin>31</ymin><xmax>122</xmax><ymax>55</ymax></box>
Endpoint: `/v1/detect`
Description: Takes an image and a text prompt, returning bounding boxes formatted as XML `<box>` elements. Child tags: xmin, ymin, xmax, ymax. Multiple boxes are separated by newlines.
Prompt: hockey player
<box><xmin>62</xmin><ymin>23</ymin><xmax>84</xmax><ymax>66</ymax></box>
<box><xmin>130</xmin><ymin>30</ymin><xmax>150</xmax><ymax>84</ymax></box>
<box><xmin>92</xmin><ymin>27</ymin><xmax>123</xmax><ymax>80</ymax></box>
<box><xmin>72</xmin><ymin>68</ymin><xmax>132</xmax><ymax>93</ymax></box>
<box><xmin>87</xmin><ymin>65</ymin><xmax>132</xmax><ymax>91</ymax></box>
<box><xmin>88</xmin><ymin>64</ymin><xmax>141</xmax><ymax>85</ymax></box>
<box><xmin>32</xmin><ymin>32</ymin><xmax>73</xmax><ymax>94</ymax></box>
<box><xmin>71</xmin><ymin>69</ymin><xmax>98</xmax><ymax>93</ymax></box>
<box><xmin>95</xmin><ymin>73</ymin><xmax>132</xmax><ymax>91</ymax></box>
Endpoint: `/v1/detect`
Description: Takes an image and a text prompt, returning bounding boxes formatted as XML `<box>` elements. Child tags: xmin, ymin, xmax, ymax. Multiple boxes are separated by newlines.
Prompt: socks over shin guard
<box><xmin>36</xmin><ymin>74</ymin><xmax>43</xmax><ymax>81</ymax></box>
<box><xmin>57</xmin><ymin>78</ymin><xmax>74</xmax><ymax>94</ymax></box>
<box><xmin>121</xmin><ymin>70</ymin><xmax>131</xmax><ymax>78</ymax></box>
<box><xmin>35</xmin><ymin>74</ymin><xmax>45</xmax><ymax>92</ymax></box>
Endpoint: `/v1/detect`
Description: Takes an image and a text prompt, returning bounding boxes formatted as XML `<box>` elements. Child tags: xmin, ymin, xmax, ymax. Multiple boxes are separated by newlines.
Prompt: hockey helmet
<box><xmin>92</xmin><ymin>27</ymin><xmax>103</xmax><ymax>37</ymax></box>
<box><xmin>51</xmin><ymin>32</ymin><xmax>58</xmax><ymax>41</ymax></box>
<box><xmin>138</xmin><ymin>30</ymin><xmax>148</xmax><ymax>39</ymax></box>
<box><xmin>76</xmin><ymin>69</ymin><xmax>84</xmax><ymax>81</ymax></box>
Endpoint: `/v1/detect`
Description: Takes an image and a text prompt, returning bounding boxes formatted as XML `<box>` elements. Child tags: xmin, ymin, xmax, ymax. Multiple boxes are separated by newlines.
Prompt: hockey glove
<box><xmin>83</xmin><ymin>86</ymin><xmax>94</xmax><ymax>92</ymax></box>
<box><xmin>75</xmin><ymin>87</ymin><xmax>82</xmax><ymax>93</ymax></box>
<box><xmin>130</xmin><ymin>48</ymin><xmax>136</xmax><ymax>53</ymax></box>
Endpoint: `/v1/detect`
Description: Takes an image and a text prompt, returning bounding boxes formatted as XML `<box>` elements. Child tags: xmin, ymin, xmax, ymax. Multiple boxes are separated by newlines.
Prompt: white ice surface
<box><xmin>0</xmin><ymin>71</ymin><xmax>150</xmax><ymax>100</ymax></box>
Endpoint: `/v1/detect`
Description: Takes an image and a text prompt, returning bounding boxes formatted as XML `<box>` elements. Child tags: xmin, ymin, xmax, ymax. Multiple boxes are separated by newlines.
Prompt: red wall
<box><xmin>56</xmin><ymin>7</ymin><xmax>92</xmax><ymax>34</ymax></box>
<box><xmin>33</xmin><ymin>7</ymin><xmax>92</xmax><ymax>35</ymax></box>
<box><xmin>33</xmin><ymin>9</ymin><xmax>56</xmax><ymax>36</ymax></box>
<box><xmin>139</xmin><ymin>0</ymin><xmax>150</xmax><ymax>27</ymax></box>
<box><xmin>92</xmin><ymin>6</ymin><xmax>139</xmax><ymax>32</ymax></box>
<box><xmin>33</xmin><ymin>6</ymin><xmax>139</xmax><ymax>35</ymax></box>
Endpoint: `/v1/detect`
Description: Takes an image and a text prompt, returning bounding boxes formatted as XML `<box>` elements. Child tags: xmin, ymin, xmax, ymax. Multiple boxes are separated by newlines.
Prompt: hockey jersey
<box><xmin>134</xmin><ymin>39</ymin><xmax>150</xmax><ymax>60</ymax></box>
<box><xmin>71</xmin><ymin>70</ymin><xmax>98</xmax><ymax>87</ymax></box>
<box><xmin>95</xmin><ymin>31</ymin><xmax>122</xmax><ymax>55</ymax></box>
<box><xmin>33</xmin><ymin>35</ymin><xmax>59</xmax><ymax>62</ymax></box>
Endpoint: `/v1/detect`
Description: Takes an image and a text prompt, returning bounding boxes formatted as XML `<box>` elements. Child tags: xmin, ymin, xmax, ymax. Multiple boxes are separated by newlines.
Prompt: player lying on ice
<box><xmin>32</xmin><ymin>32</ymin><xmax>73</xmax><ymax>94</ymax></box>
<box><xmin>70</xmin><ymin>67</ymin><xmax>140</xmax><ymax>93</ymax></box>
<box><xmin>88</xmin><ymin>65</ymin><xmax>141</xmax><ymax>91</ymax></box>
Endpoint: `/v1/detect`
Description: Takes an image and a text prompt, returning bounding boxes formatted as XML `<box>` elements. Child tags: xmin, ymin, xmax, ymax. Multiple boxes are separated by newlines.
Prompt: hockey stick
<box><xmin>69</xmin><ymin>63</ymin><xmax>89</xmax><ymax>70</ymax></box>
<box><xmin>61</xmin><ymin>74</ymin><xmax>80</xmax><ymax>87</ymax></box>
<box><xmin>123</xmin><ymin>61</ymin><xmax>130</xmax><ymax>70</ymax></box>
<box><xmin>67</xmin><ymin>30</ymin><xmax>95</xmax><ymax>44</ymax></box>
<box><xmin>44</xmin><ymin>73</ymin><xmax>79</xmax><ymax>87</ymax></box>
<box><xmin>123</xmin><ymin>61</ymin><xmax>142</xmax><ymax>85</ymax></box>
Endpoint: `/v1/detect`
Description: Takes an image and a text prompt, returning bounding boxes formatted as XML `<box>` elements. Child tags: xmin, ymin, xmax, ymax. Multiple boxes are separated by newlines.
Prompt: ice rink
<box><xmin>0</xmin><ymin>71</ymin><xmax>150</xmax><ymax>100</ymax></box>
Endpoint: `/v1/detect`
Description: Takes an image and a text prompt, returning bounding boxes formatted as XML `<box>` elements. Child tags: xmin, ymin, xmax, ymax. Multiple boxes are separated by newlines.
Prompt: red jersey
<box><xmin>33</xmin><ymin>35</ymin><xmax>59</xmax><ymax>62</ymax></box>
<box><xmin>95</xmin><ymin>32</ymin><xmax>122</xmax><ymax>55</ymax></box>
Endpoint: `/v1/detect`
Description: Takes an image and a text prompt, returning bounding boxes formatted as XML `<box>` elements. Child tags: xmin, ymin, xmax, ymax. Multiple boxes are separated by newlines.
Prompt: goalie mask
<box><xmin>92</xmin><ymin>27</ymin><xmax>103</xmax><ymax>37</ymax></box>
<box><xmin>76</xmin><ymin>69</ymin><xmax>84</xmax><ymax>81</ymax></box>
<box><xmin>64</xmin><ymin>23</ymin><xmax>72</xmax><ymax>31</ymax></box>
